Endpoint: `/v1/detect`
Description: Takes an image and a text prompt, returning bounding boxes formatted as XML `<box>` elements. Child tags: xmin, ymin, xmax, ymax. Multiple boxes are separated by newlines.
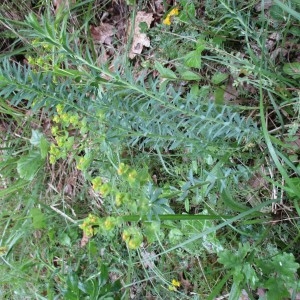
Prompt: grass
<box><xmin>0</xmin><ymin>0</ymin><xmax>300</xmax><ymax>299</ymax></box>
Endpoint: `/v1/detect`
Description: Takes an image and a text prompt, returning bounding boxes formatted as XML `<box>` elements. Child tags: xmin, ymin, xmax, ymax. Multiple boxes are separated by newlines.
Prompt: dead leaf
<box><xmin>224</xmin><ymin>77</ymin><xmax>239</xmax><ymax>102</ymax></box>
<box><xmin>91</xmin><ymin>23</ymin><xmax>115</xmax><ymax>45</ymax></box>
<box><xmin>266</xmin><ymin>32</ymin><xmax>280</xmax><ymax>51</ymax></box>
<box><xmin>80</xmin><ymin>230</ymin><xmax>90</xmax><ymax>247</ymax></box>
<box><xmin>52</xmin><ymin>0</ymin><xmax>74</xmax><ymax>14</ymax></box>
<box><xmin>140</xmin><ymin>250</ymin><xmax>156</xmax><ymax>269</ymax></box>
<box><xmin>128</xmin><ymin>11</ymin><xmax>153</xmax><ymax>59</ymax></box>
<box><xmin>239</xmin><ymin>289</ymin><xmax>250</xmax><ymax>300</ymax></box>
<box><xmin>154</xmin><ymin>0</ymin><xmax>164</xmax><ymax>14</ymax></box>
<box><xmin>255</xmin><ymin>0</ymin><xmax>273</xmax><ymax>12</ymax></box>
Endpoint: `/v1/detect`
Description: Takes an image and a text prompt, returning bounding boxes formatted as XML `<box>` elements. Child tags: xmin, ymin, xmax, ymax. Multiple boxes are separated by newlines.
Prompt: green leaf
<box><xmin>29</xmin><ymin>129</ymin><xmax>44</xmax><ymax>146</ymax></box>
<box><xmin>184</xmin><ymin>50</ymin><xmax>202</xmax><ymax>68</ymax></box>
<box><xmin>228</xmin><ymin>281</ymin><xmax>242</xmax><ymax>300</ymax></box>
<box><xmin>0</xmin><ymin>180</ymin><xmax>28</xmax><ymax>197</ymax></box>
<box><xmin>154</xmin><ymin>61</ymin><xmax>177</xmax><ymax>79</ymax></box>
<box><xmin>242</xmin><ymin>263</ymin><xmax>258</xmax><ymax>287</ymax></box>
<box><xmin>139</xmin><ymin>22</ymin><xmax>148</xmax><ymax>33</ymax></box>
<box><xmin>190</xmin><ymin>84</ymin><xmax>200</xmax><ymax>97</ymax></box>
<box><xmin>289</xmin><ymin>26</ymin><xmax>300</xmax><ymax>36</ymax></box>
<box><xmin>30</xmin><ymin>207</ymin><xmax>46</xmax><ymax>229</ymax></box>
<box><xmin>168</xmin><ymin>228</ymin><xmax>183</xmax><ymax>244</ymax></box>
<box><xmin>179</xmin><ymin>2</ymin><xmax>196</xmax><ymax>22</ymax></box>
<box><xmin>283</xmin><ymin>62</ymin><xmax>300</xmax><ymax>78</ymax></box>
<box><xmin>221</xmin><ymin>189</ymin><xmax>249</xmax><ymax>212</ymax></box>
<box><xmin>17</xmin><ymin>150</ymin><xmax>44</xmax><ymax>181</ymax></box>
<box><xmin>218</xmin><ymin>249</ymin><xmax>241</xmax><ymax>269</ymax></box>
<box><xmin>126</xmin><ymin>0</ymin><xmax>135</xmax><ymax>5</ymax></box>
<box><xmin>264</xmin><ymin>278</ymin><xmax>290</xmax><ymax>300</ymax></box>
<box><xmin>65</xmin><ymin>273</ymin><xmax>81</xmax><ymax>299</ymax></box>
<box><xmin>181</xmin><ymin>70</ymin><xmax>201</xmax><ymax>81</ymax></box>
<box><xmin>212</xmin><ymin>72</ymin><xmax>228</xmax><ymax>85</ymax></box>
<box><xmin>214</xmin><ymin>87</ymin><xmax>225</xmax><ymax>105</ymax></box>
<box><xmin>273</xmin><ymin>0</ymin><xmax>300</xmax><ymax>21</ymax></box>
<box><xmin>270</xmin><ymin>5</ymin><xmax>286</xmax><ymax>21</ymax></box>
<box><xmin>218</xmin><ymin>243</ymin><xmax>251</xmax><ymax>269</ymax></box>
<box><xmin>29</xmin><ymin>130</ymin><xmax>49</xmax><ymax>158</ymax></box>
<box><xmin>53</xmin><ymin>67</ymin><xmax>85</xmax><ymax>78</ymax></box>
<box><xmin>40</xmin><ymin>136</ymin><xmax>49</xmax><ymax>159</ymax></box>
<box><xmin>271</xmin><ymin>252</ymin><xmax>299</xmax><ymax>278</ymax></box>
<box><xmin>58</xmin><ymin>232</ymin><xmax>72</xmax><ymax>247</ymax></box>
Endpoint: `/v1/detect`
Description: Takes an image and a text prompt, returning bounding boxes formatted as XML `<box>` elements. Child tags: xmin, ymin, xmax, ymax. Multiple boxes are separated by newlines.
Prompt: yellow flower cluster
<box><xmin>91</xmin><ymin>176</ymin><xmax>112</xmax><ymax>197</ymax></box>
<box><xmin>163</xmin><ymin>7</ymin><xmax>180</xmax><ymax>26</ymax></box>
<box><xmin>168</xmin><ymin>279</ymin><xmax>181</xmax><ymax>291</ymax></box>
<box><xmin>103</xmin><ymin>217</ymin><xmax>117</xmax><ymax>231</ymax></box>
<box><xmin>117</xmin><ymin>163</ymin><xmax>138</xmax><ymax>185</ymax></box>
<box><xmin>79</xmin><ymin>214</ymin><xmax>100</xmax><ymax>237</ymax></box>
<box><xmin>49</xmin><ymin>104</ymin><xmax>86</xmax><ymax>164</ymax></box>
<box><xmin>122</xmin><ymin>227</ymin><xmax>143</xmax><ymax>250</ymax></box>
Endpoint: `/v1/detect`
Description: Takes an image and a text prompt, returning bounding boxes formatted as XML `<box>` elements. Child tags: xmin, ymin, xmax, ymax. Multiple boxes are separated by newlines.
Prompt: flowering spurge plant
<box><xmin>79</xmin><ymin>163</ymin><xmax>241</xmax><ymax>251</ymax></box>
<box><xmin>49</xmin><ymin>103</ymin><xmax>88</xmax><ymax>164</ymax></box>
<box><xmin>80</xmin><ymin>163</ymin><xmax>164</xmax><ymax>250</ymax></box>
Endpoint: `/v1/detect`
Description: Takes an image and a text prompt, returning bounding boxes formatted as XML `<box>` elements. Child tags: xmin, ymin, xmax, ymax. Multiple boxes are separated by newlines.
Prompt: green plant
<box><xmin>218</xmin><ymin>243</ymin><xmax>299</xmax><ymax>300</ymax></box>
<box><xmin>1</xmin><ymin>0</ymin><xmax>300</xmax><ymax>298</ymax></box>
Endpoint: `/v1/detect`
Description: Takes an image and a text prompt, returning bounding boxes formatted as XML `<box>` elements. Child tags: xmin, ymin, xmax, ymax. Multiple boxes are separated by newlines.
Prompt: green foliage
<box><xmin>63</xmin><ymin>265</ymin><xmax>121</xmax><ymax>299</ymax></box>
<box><xmin>30</xmin><ymin>207</ymin><xmax>46</xmax><ymax>229</ymax></box>
<box><xmin>218</xmin><ymin>243</ymin><xmax>299</xmax><ymax>299</ymax></box>
<box><xmin>1</xmin><ymin>0</ymin><xmax>300</xmax><ymax>298</ymax></box>
<box><xmin>283</xmin><ymin>62</ymin><xmax>300</xmax><ymax>79</ymax></box>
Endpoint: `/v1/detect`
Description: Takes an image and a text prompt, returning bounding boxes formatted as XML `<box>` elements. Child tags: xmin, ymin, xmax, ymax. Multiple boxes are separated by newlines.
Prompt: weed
<box><xmin>0</xmin><ymin>0</ymin><xmax>299</xmax><ymax>298</ymax></box>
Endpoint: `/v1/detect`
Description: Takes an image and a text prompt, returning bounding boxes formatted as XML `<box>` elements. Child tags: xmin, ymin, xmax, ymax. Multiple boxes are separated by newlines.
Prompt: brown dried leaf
<box><xmin>154</xmin><ymin>0</ymin><xmax>164</xmax><ymax>14</ymax></box>
<box><xmin>52</xmin><ymin>0</ymin><xmax>75</xmax><ymax>14</ymax></box>
<box><xmin>80</xmin><ymin>231</ymin><xmax>90</xmax><ymax>247</ymax></box>
<box><xmin>140</xmin><ymin>250</ymin><xmax>156</xmax><ymax>269</ymax></box>
<box><xmin>255</xmin><ymin>0</ymin><xmax>273</xmax><ymax>12</ymax></box>
<box><xmin>91</xmin><ymin>23</ymin><xmax>115</xmax><ymax>45</ymax></box>
<box><xmin>239</xmin><ymin>289</ymin><xmax>250</xmax><ymax>300</ymax></box>
<box><xmin>129</xmin><ymin>11</ymin><xmax>153</xmax><ymax>59</ymax></box>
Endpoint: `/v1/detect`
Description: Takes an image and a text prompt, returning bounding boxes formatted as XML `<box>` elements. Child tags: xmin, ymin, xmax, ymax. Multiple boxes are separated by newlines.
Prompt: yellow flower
<box><xmin>127</xmin><ymin>169</ymin><xmax>137</xmax><ymax>184</ymax></box>
<box><xmin>69</xmin><ymin>114</ymin><xmax>79</xmax><ymax>126</ymax></box>
<box><xmin>0</xmin><ymin>246</ymin><xmax>8</xmax><ymax>256</ymax></box>
<box><xmin>117</xmin><ymin>163</ymin><xmax>129</xmax><ymax>175</ymax></box>
<box><xmin>51</xmin><ymin>126</ymin><xmax>58</xmax><ymax>135</ymax></box>
<box><xmin>171</xmin><ymin>279</ymin><xmax>180</xmax><ymax>287</ymax></box>
<box><xmin>49</xmin><ymin>154</ymin><xmax>56</xmax><ymax>164</ymax></box>
<box><xmin>103</xmin><ymin>217</ymin><xmax>115</xmax><ymax>231</ymax></box>
<box><xmin>115</xmin><ymin>192</ymin><xmax>127</xmax><ymax>206</ymax></box>
<box><xmin>92</xmin><ymin>176</ymin><xmax>102</xmax><ymax>192</ymax></box>
<box><xmin>163</xmin><ymin>16</ymin><xmax>171</xmax><ymax>26</ymax></box>
<box><xmin>60</xmin><ymin>113</ymin><xmax>70</xmax><ymax>124</ymax></box>
<box><xmin>99</xmin><ymin>183</ymin><xmax>111</xmax><ymax>197</ymax></box>
<box><xmin>56</xmin><ymin>104</ymin><xmax>64</xmax><ymax>115</ymax></box>
<box><xmin>122</xmin><ymin>229</ymin><xmax>131</xmax><ymax>242</ymax></box>
<box><xmin>128</xmin><ymin>238</ymin><xmax>141</xmax><ymax>250</ymax></box>
<box><xmin>53</xmin><ymin>115</ymin><xmax>60</xmax><ymax>123</ymax></box>
<box><xmin>163</xmin><ymin>7</ymin><xmax>179</xmax><ymax>25</ymax></box>
<box><xmin>168</xmin><ymin>279</ymin><xmax>181</xmax><ymax>291</ymax></box>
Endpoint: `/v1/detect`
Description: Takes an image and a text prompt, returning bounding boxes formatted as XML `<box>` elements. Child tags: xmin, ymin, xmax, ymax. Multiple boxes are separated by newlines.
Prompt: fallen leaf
<box><xmin>154</xmin><ymin>0</ymin><xmax>164</xmax><ymax>14</ymax></box>
<box><xmin>140</xmin><ymin>250</ymin><xmax>157</xmax><ymax>269</ymax></box>
<box><xmin>255</xmin><ymin>0</ymin><xmax>273</xmax><ymax>12</ymax></box>
<box><xmin>52</xmin><ymin>0</ymin><xmax>74</xmax><ymax>14</ymax></box>
<box><xmin>91</xmin><ymin>23</ymin><xmax>115</xmax><ymax>45</ymax></box>
<box><xmin>239</xmin><ymin>289</ymin><xmax>250</xmax><ymax>300</ymax></box>
<box><xmin>80</xmin><ymin>230</ymin><xmax>90</xmax><ymax>247</ymax></box>
<box><xmin>128</xmin><ymin>11</ymin><xmax>153</xmax><ymax>59</ymax></box>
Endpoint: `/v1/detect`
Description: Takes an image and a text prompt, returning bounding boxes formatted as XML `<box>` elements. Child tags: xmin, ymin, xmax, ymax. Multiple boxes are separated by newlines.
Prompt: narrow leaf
<box><xmin>181</xmin><ymin>70</ymin><xmax>201</xmax><ymax>81</ymax></box>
